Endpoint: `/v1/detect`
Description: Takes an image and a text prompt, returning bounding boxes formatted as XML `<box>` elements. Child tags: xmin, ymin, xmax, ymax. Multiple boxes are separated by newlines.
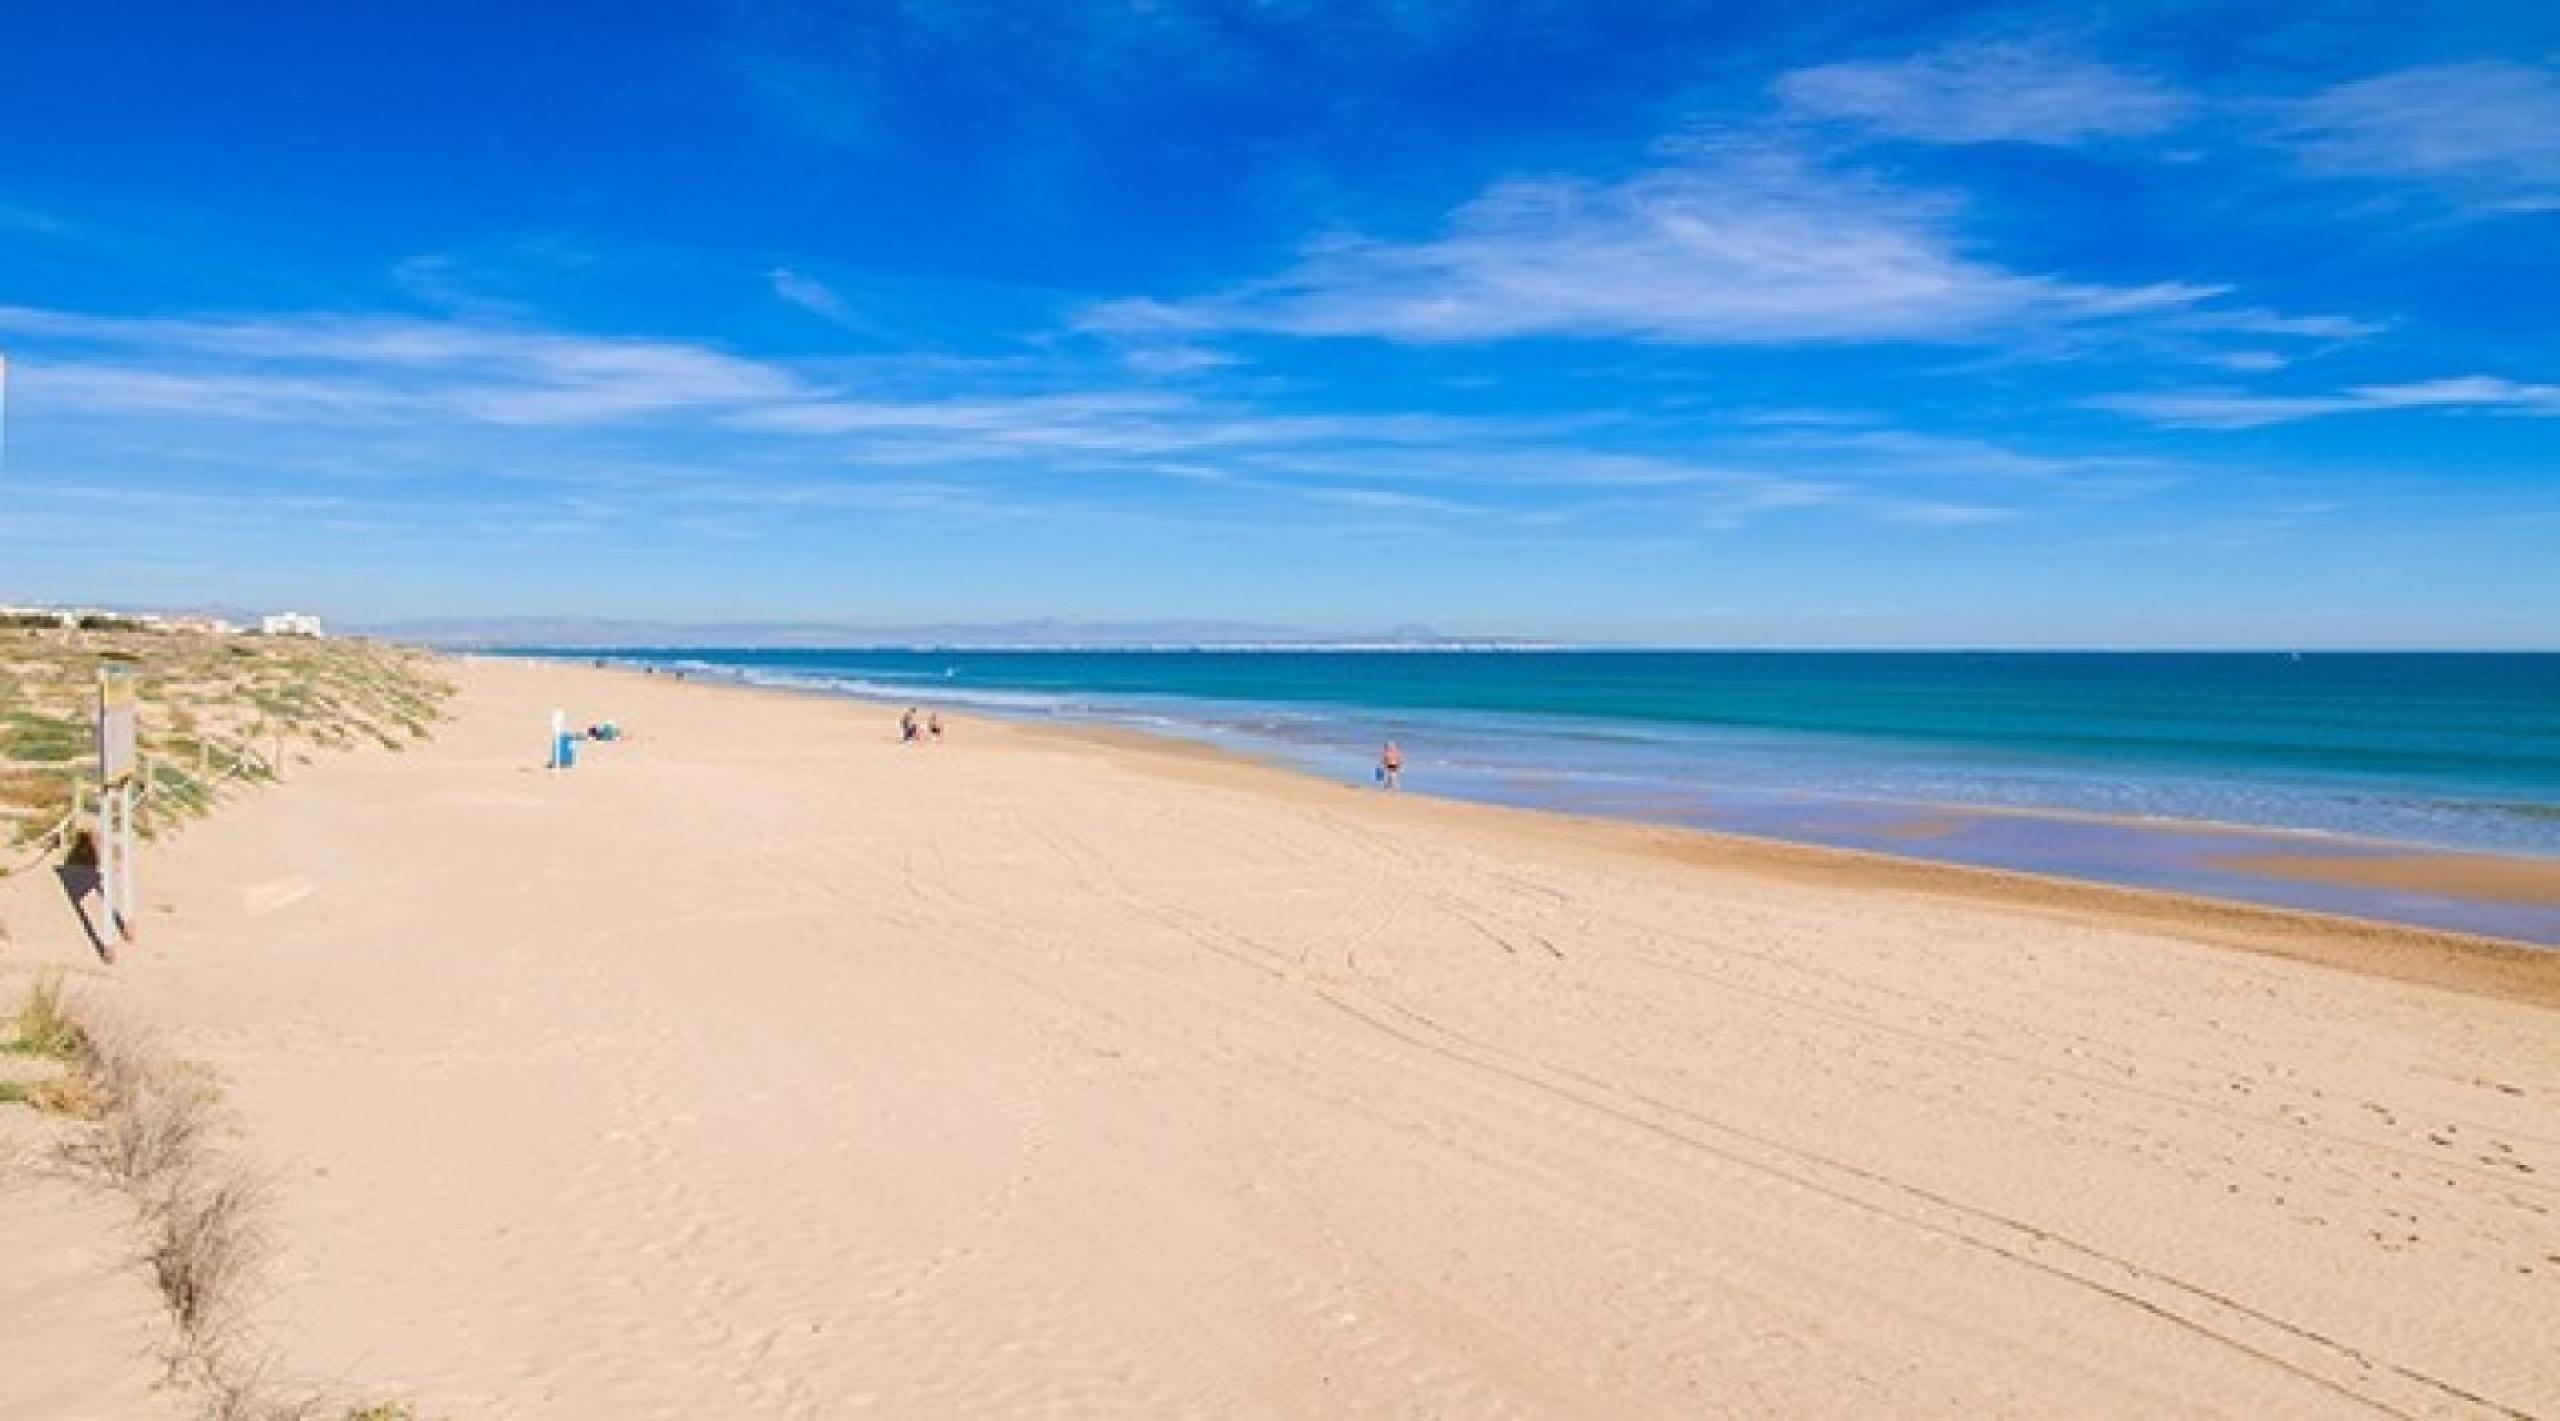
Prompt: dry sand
<box><xmin>3</xmin><ymin>655</ymin><xmax>2556</xmax><ymax>1417</ymax></box>
<box><xmin>0</xmin><ymin>1124</ymin><xmax>190</xmax><ymax>1419</ymax></box>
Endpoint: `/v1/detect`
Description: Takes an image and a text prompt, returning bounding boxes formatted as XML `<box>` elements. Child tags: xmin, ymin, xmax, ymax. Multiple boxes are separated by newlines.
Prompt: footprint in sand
<box><xmin>429</xmin><ymin>790</ymin><xmax>551</xmax><ymax>809</ymax></box>
<box><xmin>241</xmin><ymin>875</ymin><xmax>318</xmax><ymax>916</ymax></box>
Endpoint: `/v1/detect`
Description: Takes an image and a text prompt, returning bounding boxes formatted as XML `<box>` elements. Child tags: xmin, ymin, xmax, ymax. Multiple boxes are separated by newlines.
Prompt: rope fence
<box><xmin>5</xmin><ymin>781</ymin><xmax>86</xmax><ymax>875</ymax></box>
<box><xmin>1</xmin><ymin>726</ymin><xmax>284</xmax><ymax>877</ymax></box>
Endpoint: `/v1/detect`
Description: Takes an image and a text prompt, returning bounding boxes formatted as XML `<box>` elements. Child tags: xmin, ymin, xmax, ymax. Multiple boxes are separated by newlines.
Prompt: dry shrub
<box><xmin>75</xmin><ymin>1009</ymin><xmax>155</xmax><ymax>1104</ymax></box>
<box><xmin>186</xmin><ymin>1348</ymin><xmax>320</xmax><ymax>1421</ymax></box>
<box><xmin>199</xmin><ymin>1373</ymin><xmax>414</xmax><ymax>1421</ymax></box>
<box><xmin>10</xmin><ymin>967</ymin><xmax>84</xmax><ymax>1058</ymax></box>
<box><xmin>30</xmin><ymin>1070</ymin><xmax>113</xmax><ymax>1120</ymax></box>
<box><xmin>17</xmin><ymin>983</ymin><xmax>401</xmax><ymax>1419</ymax></box>
<box><xmin>190</xmin><ymin>1351</ymin><xmax>274</xmax><ymax>1421</ymax></box>
<box><xmin>149</xmin><ymin>1163</ymin><xmax>268</xmax><ymax>1339</ymax></box>
<box><xmin>11</xmin><ymin>973</ymin><xmax>115</xmax><ymax>1117</ymax></box>
<box><xmin>47</xmin><ymin>1011</ymin><xmax>215</xmax><ymax>1186</ymax></box>
<box><xmin>76</xmin><ymin>1074</ymin><xmax>215</xmax><ymax>1185</ymax></box>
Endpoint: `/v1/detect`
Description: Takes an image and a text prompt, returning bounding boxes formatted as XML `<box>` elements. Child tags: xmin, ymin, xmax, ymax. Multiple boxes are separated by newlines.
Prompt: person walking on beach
<box><xmin>1379</xmin><ymin>739</ymin><xmax>1404</xmax><ymax>790</ymax></box>
<box><xmin>900</xmin><ymin>707</ymin><xmax>919</xmax><ymax>744</ymax></box>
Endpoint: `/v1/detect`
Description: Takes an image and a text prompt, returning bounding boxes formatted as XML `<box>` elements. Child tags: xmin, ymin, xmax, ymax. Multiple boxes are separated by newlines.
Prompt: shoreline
<box><xmin>547</xmin><ymin>654</ymin><xmax>2560</xmax><ymax>976</ymax></box>
<box><xmin>1016</xmin><ymin>716</ymin><xmax>2560</xmax><ymax>1004</ymax></box>
<box><xmin>519</xmin><ymin>648</ymin><xmax>2560</xmax><ymax>855</ymax></box>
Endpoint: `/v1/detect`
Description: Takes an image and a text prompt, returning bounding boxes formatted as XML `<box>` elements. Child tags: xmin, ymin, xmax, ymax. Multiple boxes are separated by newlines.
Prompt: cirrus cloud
<box><xmin>1084</xmin><ymin>146</ymin><xmax>2217</xmax><ymax>347</ymax></box>
<box><xmin>2091</xmin><ymin>374</ymin><xmax>2560</xmax><ymax>428</ymax></box>
<box><xmin>2277</xmin><ymin>61</ymin><xmax>2560</xmax><ymax>213</ymax></box>
<box><xmin>1776</xmin><ymin>39</ymin><xmax>2192</xmax><ymax>146</ymax></box>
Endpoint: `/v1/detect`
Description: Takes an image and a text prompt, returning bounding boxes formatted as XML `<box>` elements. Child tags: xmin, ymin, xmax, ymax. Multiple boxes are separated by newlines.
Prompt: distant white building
<box><xmin>260</xmin><ymin>611</ymin><xmax>325</xmax><ymax>637</ymax></box>
<box><xmin>142</xmin><ymin>613</ymin><xmax>239</xmax><ymax>635</ymax></box>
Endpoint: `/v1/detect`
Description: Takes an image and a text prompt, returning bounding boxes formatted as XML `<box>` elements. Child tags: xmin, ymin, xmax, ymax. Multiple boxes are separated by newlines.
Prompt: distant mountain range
<box><xmin>357</xmin><ymin>615</ymin><xmax>1541</xmax><ymax>651</ymax></box>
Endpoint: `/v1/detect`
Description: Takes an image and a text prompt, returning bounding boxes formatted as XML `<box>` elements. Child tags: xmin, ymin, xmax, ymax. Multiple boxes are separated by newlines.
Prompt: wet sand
<box><xmin>2214</xmin><ymin>849</ymin><xmax>2560</xmax><ymax>908</ymax></box>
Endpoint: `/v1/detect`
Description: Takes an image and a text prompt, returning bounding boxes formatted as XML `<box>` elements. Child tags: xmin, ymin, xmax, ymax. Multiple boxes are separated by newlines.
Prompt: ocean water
<box><xmin>535</xmin><ymin>649</ymin><xmax>2560</xmax><ymax>942</ymax></box>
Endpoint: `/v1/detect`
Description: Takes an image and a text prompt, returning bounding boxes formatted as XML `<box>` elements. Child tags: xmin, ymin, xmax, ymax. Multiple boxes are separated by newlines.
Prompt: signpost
<box><xmin>96</xmin><ymin>667</ymin><xmax>139</xmax><ymax>945</ymax></box>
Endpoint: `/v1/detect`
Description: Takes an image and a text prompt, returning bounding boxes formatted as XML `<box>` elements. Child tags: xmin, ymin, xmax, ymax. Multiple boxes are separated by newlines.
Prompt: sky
<box><xmin>1</xmin><ymin>0</ymin><xmax>2555</xmax><ymax>646</ymax></box>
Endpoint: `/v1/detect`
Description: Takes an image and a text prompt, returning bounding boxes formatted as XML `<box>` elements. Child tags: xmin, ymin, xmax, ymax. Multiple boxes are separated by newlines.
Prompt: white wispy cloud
<box><xmin>2277</xmin><ymin>61</ymin><xmax>2560</xmax><ymax>212</ymax></box>
<box><xmin>2088</xmin><ymin>390</ymin><xmax>2345</xmax><ymax>430</ymax></box>
<box><xmin>0</xmin><ymin>305</ymin><xmax>801</xmax><ymax>426</ymax></box>
<box><xmin>1872</xmin><ymin>500</ymin><xmax>2018</xmax><ymax>526</ymax></box>
<box><xmin>1220</xmin><ymin>445</ymin><xmax>2036</xmax><ymax>531</ymax></box>
<box><xmin>1775</xmin><ymin>39</ymin><xmax>2191</xmax><ymax>146</ymax></box>
<box><xmin>770</xmin><ymin>267</ymin><xmax>857</xmax><ymax>324</ymax></box>
<box><xmin>2203</xmin><ymin>351</ymin><xmax>2289</xmax><ymax>373</ymax></box>
<box><xmin>2174</xmin><ymin>307</ymin><xmax>2386</xmax><ymax>341</ymax></box>
<box><xmin>2091</xmin><ymin>374</ymin><xmax>2560</xmax><ymax>428</ymax></box>
<box><xmin>1116</xmin><ymin>343</ymin><xmax>1240</xmax><ymax>377</ymax></box>
<box><xmin>723</xmin><ymin>392</ymin><xmax>1571</xmax><ymax>468</ymax></box>
<box><xmin>1294</xmin><ymin>485</ymin><xmax>1481</xmax><ymax>515</ymax></box>
<box><xmin>1742</xmin><ymin>426</ymin><xmax>2155</xmax><ymax>481</ymax></box>
<box><xmin>0</xmin><ymin>300</ymin><xmax>2114</xmax><ymax>540</ymax></box>
<box><xmin>0</xmin><ymin>304</ymin><xmax>1561</xmax><ymax>465</ymax></box>
<box><xmin>1085</xmin><ymin>146</ymin><xmax>2215</xmax><ymax>346</ymax></box>
<box><xmin>2358</xmin><ymin>375</ymin><xmax>2560</xmax><ymax>410</ymax></box>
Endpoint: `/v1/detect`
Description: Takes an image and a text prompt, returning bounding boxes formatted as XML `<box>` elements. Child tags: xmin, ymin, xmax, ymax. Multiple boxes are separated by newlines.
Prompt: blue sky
<box><xmin>1</xmin><ymin>1</ymin><xmax>2555</xmax><ymax>645</ymax></box>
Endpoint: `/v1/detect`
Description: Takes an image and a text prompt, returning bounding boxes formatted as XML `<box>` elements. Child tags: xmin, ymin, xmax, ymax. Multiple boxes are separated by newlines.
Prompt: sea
<box><xmin>526</xmin><ymin>649</ymin><xmax>2560</xmax><ymax>945</ymax></box>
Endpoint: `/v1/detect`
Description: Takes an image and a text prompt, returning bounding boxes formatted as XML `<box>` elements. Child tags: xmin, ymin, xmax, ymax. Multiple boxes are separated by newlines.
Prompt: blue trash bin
<box><xmin>553</xmin><ymin>731</ymin><xmax>578</xmax><ymax>769</ymax></box>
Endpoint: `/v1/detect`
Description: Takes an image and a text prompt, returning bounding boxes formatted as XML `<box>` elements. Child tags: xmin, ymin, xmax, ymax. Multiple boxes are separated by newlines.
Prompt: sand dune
<box><xmin>4</xmin><ymin>655</ymin><xmax>2554</xmax><ymax>1417</ymax></box>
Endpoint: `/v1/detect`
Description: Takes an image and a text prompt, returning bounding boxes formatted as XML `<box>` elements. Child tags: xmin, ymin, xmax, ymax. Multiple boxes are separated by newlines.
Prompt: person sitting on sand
<box><xmin>1379</xmin><ymin>739</ymin><xmax>1403</xmax><ymax>790</ymax></box>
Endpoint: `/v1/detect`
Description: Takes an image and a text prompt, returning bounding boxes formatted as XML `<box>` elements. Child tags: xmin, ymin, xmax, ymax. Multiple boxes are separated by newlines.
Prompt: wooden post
<box><xmin>94</xmin><ymin>769</ymin><xmax>115</xmax><ymax>940</ymax></box>
<box><xmin>115</xmin><ymin>782</ymin><xmax>135</xmax><ymax>930</ymax></box>
<box><xmin>96</xmin><ymin>668</ymin><xmax>139</xmax><ymax>945</ymax></box>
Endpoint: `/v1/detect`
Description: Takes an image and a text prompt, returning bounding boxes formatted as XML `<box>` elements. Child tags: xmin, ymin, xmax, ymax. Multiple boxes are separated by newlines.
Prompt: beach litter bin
<box><xmin>552</xmin><ymin>729</ymin><xmax>578</xmax><ymax>769</ymax></box>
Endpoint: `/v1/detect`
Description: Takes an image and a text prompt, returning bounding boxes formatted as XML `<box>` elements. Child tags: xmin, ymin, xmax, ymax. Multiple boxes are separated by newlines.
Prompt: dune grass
<box><xmin>150</xmin><ymin>1163</ymin><xmax>268</xmax><ymax>1338</ymax></box>
<box><xmin>1</xmin><ymin>628</ymin><xmax>454</xmax><ymax>863</ymax></box>
<box><xmin>20</xmin><ymin>987</ymin><xmax>271</xmax><ymax>1410</ymax></box>
<box><xmin>6</xmin><ymin>967</ymin><xmax>83</xmax><ymax>1059</ymax></box>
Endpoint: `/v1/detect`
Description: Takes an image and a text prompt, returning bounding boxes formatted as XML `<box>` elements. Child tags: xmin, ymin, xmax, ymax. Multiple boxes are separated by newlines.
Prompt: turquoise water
<box><xmin>536</xmin><ymin>650</ymin><xmax>2560</xmax><ymax>942</ymax></box>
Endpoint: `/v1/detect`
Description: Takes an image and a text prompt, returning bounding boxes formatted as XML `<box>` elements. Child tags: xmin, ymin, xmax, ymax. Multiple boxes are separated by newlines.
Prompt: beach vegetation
<box><xmin>23</xmin><ymin>989</ymin><xmax>306</xmax><ymax>1416</ymax></box>
<box><xmin>76</xmin><ymin>1069</ymin><xmax>216</xmax><ymax>1184</ymax></box>
<box><xmin>1</xmin><ymin>709</ymin><xmax>86</xmax><ymax>764</ymax></box>
<box><xmin>148</xmin><ymin>1162</ymin><xmax>268</xmax><ymax>1338</ymax></box>
<box><xmin>147</xmin><ymin>762</ymin><xmax>216</xmax><ymax>828</ymax></box>
<box><xmin>7</xmin><ymin>967</ymin><xmax>84</xmax><ymax>1059</ymax></box>
<box><xmin>1</xmin><ymin>627</ymin><xmax>455</xmax><ymax>866</ymax></box>
<box><xmin>29</xmin><ymin>1071</ymin><xmax>113</xmax><ymax>1119</ymax></box>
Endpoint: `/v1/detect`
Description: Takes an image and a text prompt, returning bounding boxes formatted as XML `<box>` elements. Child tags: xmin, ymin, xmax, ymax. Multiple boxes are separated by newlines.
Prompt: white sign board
<box><xmin>98</xmin><ymin>670</ymin><xmax>138</xmax><ymax>786</ymax></box>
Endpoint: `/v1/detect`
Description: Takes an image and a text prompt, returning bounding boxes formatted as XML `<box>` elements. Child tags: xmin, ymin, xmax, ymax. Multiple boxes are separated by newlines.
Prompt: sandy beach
<box><xmin>4</xmin><ymin>654</ymin><xmax>2556</xmax><ymax>1417</ymax></box>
